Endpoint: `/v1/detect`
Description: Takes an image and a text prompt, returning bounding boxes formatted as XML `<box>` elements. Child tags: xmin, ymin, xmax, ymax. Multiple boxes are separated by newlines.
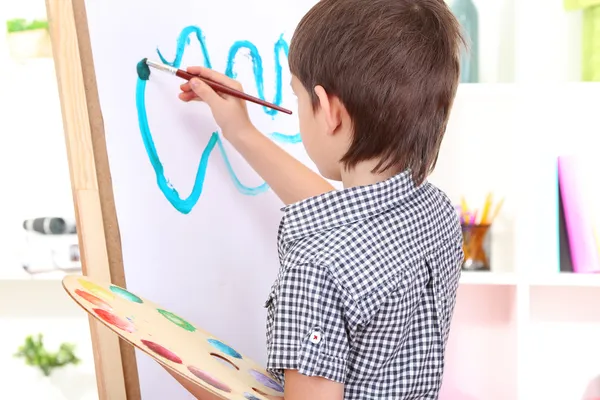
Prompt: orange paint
<box><xmin>75</xmin><ymin>289</ymin><xmax>112</xmax><ymax>310</ymax></box>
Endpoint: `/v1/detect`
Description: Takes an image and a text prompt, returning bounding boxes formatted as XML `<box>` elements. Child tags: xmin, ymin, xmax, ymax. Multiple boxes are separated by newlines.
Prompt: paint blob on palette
<box><xmin>110</xmin><ymin>285</ymin><xmax>143</xmax><ymax>303</ymax></box>
<box><xmin>188</xmin><ymin>366</ymin><xmax>232</xmax><ymax>393</ymax></box>
<box><xmin>141</xmin><ymin>339</ymin><xmax>182</xmax><ymax>364</ymax></box>
<box><xmin>94</xmin><ymin>308</ymin><xmax>136</xmax><ymax>333</ymax></box>
<box><xmin>74</xmin><ymin>289</ymin><xmax>112</xmax><ymax>310</ymax></box>
<box><xmin>63</xmin><ymin>275</ymin><xmax>285</xmax><ymax>399</ymax></box>
<box><xmin>78</xmin><ymin>278</ymin><xmax>115</xmax><ymax>302</ymax></box>
<box><xmin>157</xmin><ymin>308</ymin><xmax>196</xmax><ymax>332</ymax></box>
<box><xmin>249</xmin><ymin>370</ymin><xmax>284</xmax><ymax>393</ymax></box>
<box><xmin>208</xmin><ymin>339</ymin><xmax>243</xmax><ymax>359</ymax></box>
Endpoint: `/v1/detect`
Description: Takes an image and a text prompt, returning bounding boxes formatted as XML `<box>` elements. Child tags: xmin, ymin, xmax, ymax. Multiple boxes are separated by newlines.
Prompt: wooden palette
<box><xmin>62</xmin><ymin>275</ymin><xmax>284</xmax><ymax>400</ymax></box>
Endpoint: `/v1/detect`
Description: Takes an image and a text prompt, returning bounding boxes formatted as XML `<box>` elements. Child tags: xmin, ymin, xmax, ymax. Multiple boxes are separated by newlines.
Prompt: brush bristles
<box><xmin>136</xmin><ymin>58</ymin><xmax>151</xmax><ymax>80</ymax></box>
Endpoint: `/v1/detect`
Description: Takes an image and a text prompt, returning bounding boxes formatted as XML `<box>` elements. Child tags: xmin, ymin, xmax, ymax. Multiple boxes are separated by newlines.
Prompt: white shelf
<box><xmin>528</xmin><ymin>273</ymin><xmax>600</xmax><ymax>288</ymax></box>
<box><xmin>460</xmin><ymin>271</ymin><xmax>600</xmax><ymax>287</ymax></box>
<box><xmin>0</xmin><ymin>269</ymin><xmax>76</xmax><ymax>282</ymax></box>
<box><xmin>460</xmin><ymin>271</ymin><xmax>519</xmax><ymax>285</ymax></box>
<box><xmin>460</xmin><ymin>271</ymin><xmax>600</xmax><ymax>288</ymax></box>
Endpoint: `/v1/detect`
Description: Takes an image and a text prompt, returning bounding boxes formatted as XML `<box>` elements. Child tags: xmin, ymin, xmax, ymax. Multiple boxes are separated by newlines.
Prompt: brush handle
<box><xmin>175</xmin><ymin>70</ymin><xmax>292</xmax><ymax>115</ymax></box>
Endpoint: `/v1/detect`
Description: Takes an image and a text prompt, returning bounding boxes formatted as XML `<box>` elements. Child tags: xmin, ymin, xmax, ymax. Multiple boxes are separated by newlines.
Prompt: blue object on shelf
<box><xmin>451</xmin><ymin>0</ymin><xmax>479</xmax><ymax>83</ymax></box>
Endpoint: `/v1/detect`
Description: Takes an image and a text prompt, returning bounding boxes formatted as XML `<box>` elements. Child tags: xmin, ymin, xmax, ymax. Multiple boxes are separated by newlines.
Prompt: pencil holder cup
<box><xmin>461</xmin><ymin>223</ymin><xmax>491</xmax><ymax>271</ymax></box>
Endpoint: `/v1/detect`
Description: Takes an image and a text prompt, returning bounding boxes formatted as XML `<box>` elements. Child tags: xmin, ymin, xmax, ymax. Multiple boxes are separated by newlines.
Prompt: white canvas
<box><xmin>83</xmin><ymin>1</ymin><xmax>328</xmax><ymax>398</ymax></box>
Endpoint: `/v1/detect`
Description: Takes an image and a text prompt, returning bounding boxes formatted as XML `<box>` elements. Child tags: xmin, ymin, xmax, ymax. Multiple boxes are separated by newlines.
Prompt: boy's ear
<box><xmin>314</xmin><ymin>85</ymin><xmax>343</xmax><ymax>135</ymax></box>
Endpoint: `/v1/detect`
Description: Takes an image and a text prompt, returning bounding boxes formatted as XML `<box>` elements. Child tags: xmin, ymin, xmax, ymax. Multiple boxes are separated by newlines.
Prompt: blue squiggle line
<box><xmin>136</xmin><ymin>78</ymin><xmax>269</xmax><ymax>214</ymax></box>
<box><xmin>136</xmin><ymin>26</ymin><xmax>301</xmax><ymax>213</ymax></box>
<box><xmin>157</xmin><ymin>25</ymin><xmax>300</xmax><ymax>138</ymax></box>
<box><xmin>269</xmin><ymin>132</ymin><xmax>302</xmax><ymax>144</ymax></box>
<box><xmin>224</xmin><ymin>37</ymin><xmax>288</xmax><ymax>117</ymax></box>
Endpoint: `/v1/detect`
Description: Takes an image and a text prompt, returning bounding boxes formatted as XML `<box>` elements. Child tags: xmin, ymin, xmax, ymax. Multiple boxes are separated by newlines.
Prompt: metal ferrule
<box><xmin>145</xmin><ymin>59</ymin><xmax>177</xmax><ymax>75</ymax></box>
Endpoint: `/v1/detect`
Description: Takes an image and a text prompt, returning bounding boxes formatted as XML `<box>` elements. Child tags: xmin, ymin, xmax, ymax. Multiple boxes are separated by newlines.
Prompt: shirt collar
<box><xmin>280</xmin><ymin>170</ymin><xmax>417</xmax><ymax>244</ymax></box>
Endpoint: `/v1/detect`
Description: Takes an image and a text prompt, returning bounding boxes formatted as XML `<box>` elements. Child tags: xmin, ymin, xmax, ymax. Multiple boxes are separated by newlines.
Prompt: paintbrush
<box><xmin>139</xmin><ymin>58</ymin><xmax>292</xmax><ymax>115</ymax></box>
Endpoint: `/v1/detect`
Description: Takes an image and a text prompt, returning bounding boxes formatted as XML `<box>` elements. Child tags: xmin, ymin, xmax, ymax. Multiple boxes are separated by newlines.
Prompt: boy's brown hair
<box><xmin>289</xmin><ymin>0</ymin><xmax>465</xmax><ymax>185</ymax></box>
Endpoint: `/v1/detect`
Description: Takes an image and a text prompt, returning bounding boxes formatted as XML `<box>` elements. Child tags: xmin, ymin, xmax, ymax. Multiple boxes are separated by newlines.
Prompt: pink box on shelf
<box><xmin>558</xmin><ymin>155</ymin><xmax>600</xmax><ymax>273</ymax></box>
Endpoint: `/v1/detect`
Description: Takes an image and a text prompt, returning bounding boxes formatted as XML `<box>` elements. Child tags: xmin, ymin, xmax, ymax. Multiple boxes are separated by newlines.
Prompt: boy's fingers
<box><xmin>180</xmin><ymin>82</ymin><xmax>191</xmax><ymax>92</ymax></box>
<box><xmin>186</xmin><ymin>66</ymin><xmax>243</xmax><ymax>91</ymax></box>
<box><xmin>186</xmin><ymin>66</ymin><xmax>205</xmax><ymax>75</ymax></box>
<box><xmin>189</xmin><ymin>78</ymin><xmax>220</xmax><ymax>105</ymax></box>
<box><xmin>178</xmin><ymin>92</ymin><xmax>200</xmax><ymax>102</ymax></box>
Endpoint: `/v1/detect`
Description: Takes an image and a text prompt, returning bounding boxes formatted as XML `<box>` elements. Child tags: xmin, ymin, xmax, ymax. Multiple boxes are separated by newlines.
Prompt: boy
<box><xmin>178</xmin><ymin>0</ymin><xmax>464</xmax><ymax>398</ymax></box>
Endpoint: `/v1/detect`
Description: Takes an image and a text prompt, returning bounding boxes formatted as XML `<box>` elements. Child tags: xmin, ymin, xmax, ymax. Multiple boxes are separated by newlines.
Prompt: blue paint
<box><xmin>224</xmin><ymin>37</ymin><xmax>288</xmax><ymax>118</ymax></box>
<box><xmin>157</xmin><ymin>26</ymin><xmax>299</xmax><ymax>127</ymax></box>
<box><xmin>207</xmin><ymin>339</ymin><xmax>242</xmax><ymax>359</ymax></box>
<box><xmin>269</xmin><ymin>132</ymin><xmax>302</xmax><ymax>144</ymax></box>
<box><xmin>136</xmin><ymin>78</ymin><xmax>268</xmax><ymax>214</ymax></box>
<box><xmin>157</xmin><ymin>26</ymin><xmax>213</xmax><ymax>70</ymax></box>
<box><xmin>136</xmin><ymin>26</ymin><xmax>302</xmax><ymax>213</ymax></box>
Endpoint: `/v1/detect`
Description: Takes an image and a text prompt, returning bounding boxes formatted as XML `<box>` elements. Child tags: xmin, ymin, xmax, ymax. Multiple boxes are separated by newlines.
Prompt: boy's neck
<box><xmin>340</xmin><ymin>160</ymin><xmax>398</xmax><ymax>189</ymax></box>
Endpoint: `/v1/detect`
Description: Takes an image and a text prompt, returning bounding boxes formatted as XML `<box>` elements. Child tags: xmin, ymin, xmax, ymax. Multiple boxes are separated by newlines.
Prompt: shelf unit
<box><xmin>430</xmin><ymin>82</ymin><xmax>600</xmax><ymax>400</ymax></box>
<box><xmin>444</xmin><ymin>0</ymin><xmax>585</xmax><ymax>84</ymax></box>
<box><xmin>460</xmin><ymin>271</ymin><xmax>600</xmax><ymax>287</ymax></box>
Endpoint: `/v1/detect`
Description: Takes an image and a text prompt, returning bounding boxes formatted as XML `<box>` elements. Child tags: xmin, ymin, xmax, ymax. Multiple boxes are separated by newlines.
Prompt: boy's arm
<box><xmin>164</xmin><ymin>355</ymin><xmax>342</xmax><ymax>400</ymax></box>
<box><xmin>228</xmin><ymin>127</ymin><xmax>335</xmax><ymax>205</ymax></box>
<box><xmin>283</xmin><ymin>370</ymin><xmax>344</xmax><ymax>400</ymax></box>
<box><xmin>179</xmin><ymin>67</ymin><xmax>335</xmax><ymax>205</ymax></box>
<box><xmin>267</xmin><ymin>262</ymin><xmax>351</xmax><ymax>400</ymax></box>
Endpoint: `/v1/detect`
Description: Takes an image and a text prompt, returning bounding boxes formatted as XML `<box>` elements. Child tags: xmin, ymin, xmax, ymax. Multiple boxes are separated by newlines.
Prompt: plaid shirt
<box><xmin>265</xmin><ymin>170</ymin><xmax>463</xmax><ymax>399</ymax></box>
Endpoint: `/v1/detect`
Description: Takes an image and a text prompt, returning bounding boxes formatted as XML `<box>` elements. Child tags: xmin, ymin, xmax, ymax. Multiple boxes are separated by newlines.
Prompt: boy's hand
<box><xmin>178</xmin><ymin>67</ymin><xmax>334</xmax><ymax>205</ymax></box>
<box><xmin>178</xmin><ymin>66</ymin><xmax>254</xmax><ymax>140</ymax></box>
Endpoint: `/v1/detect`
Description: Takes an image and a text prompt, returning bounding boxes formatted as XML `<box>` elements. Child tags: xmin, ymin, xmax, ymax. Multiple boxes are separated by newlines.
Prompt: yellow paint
<box><xmin>79</xmin><ymin>278</ymin><xmax>115</xmax><ymax>302</ymax></box>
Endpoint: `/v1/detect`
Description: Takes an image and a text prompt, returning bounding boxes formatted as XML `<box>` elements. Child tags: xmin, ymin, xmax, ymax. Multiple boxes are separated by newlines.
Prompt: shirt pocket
<box><xmin>264</xmin><ymin>280</ymin><xmax>279</xmax><ymax>310</ymax></box>
<box><xmin>264</xmin><ymin>283</ymin><xmax>279</xmax><ymax>344</ymax></box>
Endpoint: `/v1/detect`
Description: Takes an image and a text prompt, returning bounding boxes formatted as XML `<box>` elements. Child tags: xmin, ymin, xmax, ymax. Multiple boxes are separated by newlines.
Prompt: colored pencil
<box><xmin>489</xmin><ymin>197</ymin><xmax>504</xmax><ymax>223</ymax></box>
<box><xmin>478</xmin><ymin>192</ymin><xmax>493</xmax><ymax>224</ymax></box>
<box><xmin>460</xmin><ymin>196</ymin><xmax>470</xmax><ymax>223</ymax></box>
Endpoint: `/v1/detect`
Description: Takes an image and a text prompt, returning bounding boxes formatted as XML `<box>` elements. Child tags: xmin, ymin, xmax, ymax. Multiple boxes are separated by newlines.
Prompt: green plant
<box><xmin>6</xmin><ymin>18</ymin><xmax>49</xmax><ymax>33</ymax></box>
<box><xmin>14</xmin><ymin>334</ymin><xmax>80</xmax><ymax>377</ymax></box>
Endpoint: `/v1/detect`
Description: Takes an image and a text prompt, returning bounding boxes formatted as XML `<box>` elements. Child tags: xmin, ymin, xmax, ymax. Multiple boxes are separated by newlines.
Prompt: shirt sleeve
<box><xmin>266</xmin><ymin>262</ymin><xmax>352</xmax><ymax>383</ymax></box>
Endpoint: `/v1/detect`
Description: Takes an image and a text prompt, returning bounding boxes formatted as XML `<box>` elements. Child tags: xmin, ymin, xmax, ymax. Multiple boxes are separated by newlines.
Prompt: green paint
<box><xmin>137</xmin><ymin>58</ymin><xmax>151</xmax><ymax>81</ymax></box>
<box><xmin>157</xmin><ymin>309</ymin><xmax>196</xmax><ymax>332</ymax></box>
<box><xmin>109</xmin><ymin>286</ymin><xmax>143</xmax><ymax>303</ymax></box>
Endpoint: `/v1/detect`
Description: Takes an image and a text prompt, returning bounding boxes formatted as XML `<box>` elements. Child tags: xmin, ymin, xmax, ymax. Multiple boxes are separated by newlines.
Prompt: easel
<box><xmin>45</xmin><ymin>0</ymin><xmax>140</xmax><ymax>398</ymax></box>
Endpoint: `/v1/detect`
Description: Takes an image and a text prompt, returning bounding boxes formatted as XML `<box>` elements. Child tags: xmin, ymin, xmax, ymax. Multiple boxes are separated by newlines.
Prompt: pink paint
<box><xmin>93</xmin><ymin>308</ymin><xmax>135</xmax><ymax>333</ymax></box>
<box><xmin>141</xmin><ymin>339</ymin><xmax>182</xmax><ymax>364</ymax></box>
<box><xmin>187</xmin><ymin>366</ymin><xmax>231</xmax><ymax>392</ymax></box>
